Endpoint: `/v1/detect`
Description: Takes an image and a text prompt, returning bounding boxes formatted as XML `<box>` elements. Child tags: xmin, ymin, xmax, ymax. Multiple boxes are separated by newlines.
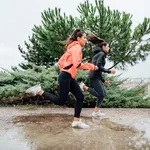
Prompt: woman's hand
<box><xmin>104</xmin><ymin>81</ymin><xmax>111</xmax><ymax>86</ymax></box>
<box><xmin>110</xmin><ymin>69</ymin><xmax>116</xmax><ymax>74</ymax></box>
<box><xmin>94</xmin><ymin>66</ymin><xmax>99</xmax><ymax>70</ymax></box>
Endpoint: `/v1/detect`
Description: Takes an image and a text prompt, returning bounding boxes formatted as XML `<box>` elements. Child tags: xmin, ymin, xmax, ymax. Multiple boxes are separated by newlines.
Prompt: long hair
<box><xmin>87</xmin><ymin>33</ymin><xmax>104</xmax><ymax>44</ymax></box>
<box><xmin>65</xmin><ymin>29</ymin><xmax>84</xmax><ymax>49</ymax></box>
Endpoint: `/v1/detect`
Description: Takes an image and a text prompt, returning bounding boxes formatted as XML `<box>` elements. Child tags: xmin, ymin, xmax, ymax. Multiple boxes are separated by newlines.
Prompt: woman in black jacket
<box><xmin>80</xmin><ymin>34</ymin><xmax>116</xmax><ymax>117</ymax></box>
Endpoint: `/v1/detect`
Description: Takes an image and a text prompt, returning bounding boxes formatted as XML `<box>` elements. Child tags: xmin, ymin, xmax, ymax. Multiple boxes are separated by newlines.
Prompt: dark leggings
<box><xmin>42</xmin><ymin>71</ymin><xmax>84</xmax><ymax>118</ymax></box>
<box><xmin>87</xmin><ymin>79</ymin><xmax>106</xmax><ymax>108</ymax></box>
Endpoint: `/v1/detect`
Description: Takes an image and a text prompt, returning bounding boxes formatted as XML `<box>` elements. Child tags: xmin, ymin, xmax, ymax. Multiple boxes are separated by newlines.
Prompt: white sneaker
<box><xmin>71</xmin><ymin>120</ymin><xmax>90</xmax><ymax>129</ymax></box>
<box><xmin>92</xmin><ymin>111</ymin><xmax>105</xmax><ymax>117</ymax></box>
<box><xmin>79</xmin><ymin>82</ymin><xmax>85</xmax><ymax>91</ymax></box>
<box><xmin>25</xmin><ymin>84</ymin><xmax>42</xmax><ymax>96</ymax></box>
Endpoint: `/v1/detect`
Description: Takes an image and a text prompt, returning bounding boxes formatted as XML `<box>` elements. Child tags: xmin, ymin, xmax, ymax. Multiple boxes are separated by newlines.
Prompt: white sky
<box><xmin>0</xmin><ymin>0</ymin><xmax>150</xmax><ymax>78</ymax></box>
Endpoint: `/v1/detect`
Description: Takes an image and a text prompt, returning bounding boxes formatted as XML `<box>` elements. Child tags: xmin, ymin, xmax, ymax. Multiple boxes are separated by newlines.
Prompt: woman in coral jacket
<box><xmin>25</xmin><ymin>29</ymin><xmax>98</xmax><ymax>129</ymax></box>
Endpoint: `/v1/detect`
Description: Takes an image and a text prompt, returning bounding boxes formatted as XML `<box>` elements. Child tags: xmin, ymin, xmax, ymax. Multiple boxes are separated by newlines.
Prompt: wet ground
<box><xmin>0</xmin><ymin>107</ymin><xmax>150</xmax><ymax>150</ymax></box>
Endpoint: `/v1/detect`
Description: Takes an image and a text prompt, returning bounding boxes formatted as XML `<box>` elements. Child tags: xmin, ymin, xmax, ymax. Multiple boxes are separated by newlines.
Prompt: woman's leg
<box><xmin>70</xmin><ymin>79</ymin><xmax>90</xmax><ymax>128</ymax></box>
<box><xmin>26</xmin><ymin>72</ymin><xmax>71</xmax><ymax>105</ymax></box>
<box><xmin>70</xmin><ymin>79</ymin><xmax>84</xmax><ymax>119</ymax></box>
<box><xmin>41</xmin><ymin>72</ymin><xmax>71</xmax><ymax>105</ymax></box>
<box><xmin>91</xmin><ymin>79</ymin><xmax>106</xmax><ymax>107</ymax></box>
<box><xmin>90</xmin><ymin>79</ymin><xmax>106</xmax><ymax>114</ymax></box>
<box><xmin>79</xmin><ymin>81</ymin><xmax>104</xmax><ymax>107</ymax></box>
<box><xmin>80</xmin><ymin>82</ymin><xmax>102</xmax><ymax>98</ymax></box>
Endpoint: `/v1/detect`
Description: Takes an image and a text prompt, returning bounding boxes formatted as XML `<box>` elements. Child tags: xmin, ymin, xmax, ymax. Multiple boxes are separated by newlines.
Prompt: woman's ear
<box><xmin>77</xmin><ymin>36</ymin><xmax>80</xmax><ymax>41</ymax></box>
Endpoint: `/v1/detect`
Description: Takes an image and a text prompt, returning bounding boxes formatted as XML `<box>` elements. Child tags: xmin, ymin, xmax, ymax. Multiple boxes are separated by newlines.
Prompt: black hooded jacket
<box><xmin>88</xmin><ymin>46</ymin><xmax>111</xmax><ymax>82</ymax></box>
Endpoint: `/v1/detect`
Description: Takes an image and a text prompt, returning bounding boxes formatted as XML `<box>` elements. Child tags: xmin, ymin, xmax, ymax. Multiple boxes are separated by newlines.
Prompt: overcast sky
<box><xmin>0</xmin><ymin>0</ymin><xmax>150</xmax><ymax>78</ymax></box>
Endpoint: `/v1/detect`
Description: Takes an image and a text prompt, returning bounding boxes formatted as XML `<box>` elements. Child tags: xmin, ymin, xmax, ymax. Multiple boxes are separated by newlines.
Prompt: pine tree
<box><xmin>18</xmin><ymin>0</ymin><xmax>150</xmax><ymax>69</ymax></box>
<box><xmin>19</xmin><ymin>8</ymin><xmax>77</xmax><ymax>67</ymax></box>
<box><xmin>78</xmin><ymin>0</ymin><xmax>150</xmax><ymax>69</ymax></box>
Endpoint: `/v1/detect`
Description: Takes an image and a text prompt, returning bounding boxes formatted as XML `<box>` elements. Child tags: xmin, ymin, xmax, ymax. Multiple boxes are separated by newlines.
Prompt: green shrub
<box><xmin>0</xmin><ymin>65</ymin><xmax>150</xmax><ymax>108</ymax></box>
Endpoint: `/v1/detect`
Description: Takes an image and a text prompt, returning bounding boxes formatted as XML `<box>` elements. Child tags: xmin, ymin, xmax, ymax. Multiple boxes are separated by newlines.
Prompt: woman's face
<box><xmin>102</xmin><ymin>45</ymin><xmax>110</xmax><ymax>53</ymax></box>
<box><xmin>77</xmin><ymin>33</ymin><xmax>87</xmax><ymax>46</ymax></box>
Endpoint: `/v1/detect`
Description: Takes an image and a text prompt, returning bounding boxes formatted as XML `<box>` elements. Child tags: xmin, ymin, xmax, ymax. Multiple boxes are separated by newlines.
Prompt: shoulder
<box><xmin>70</xmin><ymin>44</ymin><xmax>82</xmax><ymax>53</ymax></box>
<box><xmin>96</xmin><ymin>51</ymin><xmax>105</xmax><ymax>58</ymax></box>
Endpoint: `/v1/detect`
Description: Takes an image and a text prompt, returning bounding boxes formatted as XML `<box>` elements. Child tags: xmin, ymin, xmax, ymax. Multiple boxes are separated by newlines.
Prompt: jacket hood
<box><xmin>67</xmin><ymin>41</ymin><xmax>80</xmax><ymax>49</ymax></box>
<box><xmin>93</xmin><ymin>46</ymin><xmax>108</xmax><ymax>55</ymax></box>
<box><xmin>93</xmin><ymin>46</ymin><xmax>101</xmax><ymax>54</ymax></box>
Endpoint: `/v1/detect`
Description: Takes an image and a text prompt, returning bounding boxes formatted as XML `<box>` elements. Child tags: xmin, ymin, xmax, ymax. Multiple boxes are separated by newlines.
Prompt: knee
<box><xmin>98</xmin><ymin>93</ymin><xmax>105</xmax><ymax>100</ymax></box>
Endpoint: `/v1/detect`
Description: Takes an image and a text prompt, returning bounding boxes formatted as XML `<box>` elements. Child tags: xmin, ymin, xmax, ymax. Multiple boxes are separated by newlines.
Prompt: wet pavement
<box><xmin>0</xmin><ymin>107</ymin><xmax>150</xmax><ymax>150</ymax></box>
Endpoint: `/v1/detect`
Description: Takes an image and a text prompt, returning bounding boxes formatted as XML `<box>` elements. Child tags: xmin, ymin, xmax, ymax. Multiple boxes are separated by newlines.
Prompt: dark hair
<box><xmin>87</xmin><ymin>33</ymin><xmax>104</xmax><ymax>44</ymax></box>
<box><xmin>99</xmin><ymin>42</ymin><xmax>108</xmax><ymax>49</ymax></box>
<box><xmin>65</xmin><ymin>29</ymin><xmax>84</xmax><ymax>48</ymax></box>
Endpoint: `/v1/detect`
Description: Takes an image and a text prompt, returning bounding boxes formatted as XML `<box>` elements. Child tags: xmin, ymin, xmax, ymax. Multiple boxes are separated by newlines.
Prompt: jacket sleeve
<box><xmin>101</xmin><ymin>76</ymin><xmax>105</xmax><ymax>83</ymax></box>
<box><xmin>71</xmin><ymin>45</ymin><xmax>95</xmax><ymax>71</ymax></box>
<box><xmin>71</xmin><ymin>45</ymin><xmax>82</xmax><ymax>68</ymax></box>
<box><xmin>96</xmin><ymin>53</ymin><xmax>111</xmax><ymax>73</ymax></box>
<box><xmin>78</xmin><ymin>63</ymin><xmax>95</xmax><ymax>70</ymax></box>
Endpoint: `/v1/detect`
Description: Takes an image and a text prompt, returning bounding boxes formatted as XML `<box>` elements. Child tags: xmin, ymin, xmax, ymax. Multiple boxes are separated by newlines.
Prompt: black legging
<box><xmin>87</xmin><ymin>79</ymin><xmax>106</xmax><ymax>108</ymax></box>
<box><xmin>42</xmin><ymin>71</ymin><xmax>84</xmax><ymax>118</ymax></box>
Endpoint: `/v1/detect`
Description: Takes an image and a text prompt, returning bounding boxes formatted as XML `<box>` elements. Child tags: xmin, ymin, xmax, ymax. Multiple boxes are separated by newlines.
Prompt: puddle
<box><xmin>0</xmin><ymin>127</ymin><xmax>32</xmax><ymax>150</ymax></box>
<box><xmin>9</xmin><ymin>114</ymin><xmax>150</xmax><ymax>150</ymax></box>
